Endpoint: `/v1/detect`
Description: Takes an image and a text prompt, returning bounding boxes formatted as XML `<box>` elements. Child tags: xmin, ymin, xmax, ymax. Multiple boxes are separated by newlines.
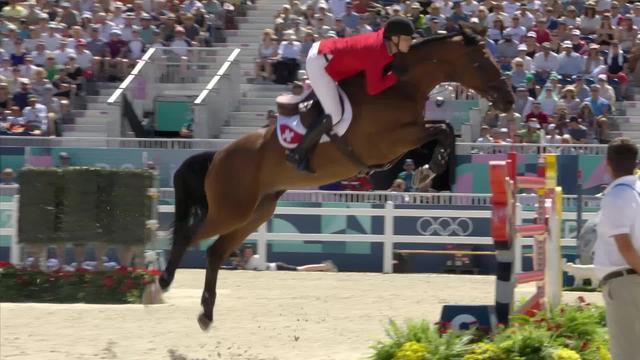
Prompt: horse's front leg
<box><xmin>423</xmin><ymin>122</ymin><xmax>455</xmax><ymax>175</ymax></box>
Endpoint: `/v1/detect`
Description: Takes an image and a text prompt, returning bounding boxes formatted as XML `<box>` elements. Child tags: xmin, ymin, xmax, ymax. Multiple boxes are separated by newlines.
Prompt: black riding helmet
<box><xmin>383</xmin><ymin>16</ymin><xmax>416</xmax><ymax>40</ymax></box>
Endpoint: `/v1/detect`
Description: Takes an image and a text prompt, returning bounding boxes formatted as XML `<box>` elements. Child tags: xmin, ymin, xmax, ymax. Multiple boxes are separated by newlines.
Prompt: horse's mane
<box><xmin>410</xmin><ymin>30</ymin><xmax>482</xmax><ymax>50</ymax></box>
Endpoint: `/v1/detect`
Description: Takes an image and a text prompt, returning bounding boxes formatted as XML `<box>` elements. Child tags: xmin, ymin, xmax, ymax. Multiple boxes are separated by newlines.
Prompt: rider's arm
<box><xmin>365</xmin><ymin>62</ymin><xmax>398</xmax><ymax>95</ymax></box>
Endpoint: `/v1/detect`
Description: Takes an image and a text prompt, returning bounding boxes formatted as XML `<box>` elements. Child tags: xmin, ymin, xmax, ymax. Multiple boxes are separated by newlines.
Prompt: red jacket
<box><xmin>318</xmin><ymin>29</ymin><xmax>397</xmax><ymax>96</ymax></box>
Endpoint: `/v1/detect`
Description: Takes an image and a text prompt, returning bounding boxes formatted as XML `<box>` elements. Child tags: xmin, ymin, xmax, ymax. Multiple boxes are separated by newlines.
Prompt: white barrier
<box><xmin>2</xmin><ymin>189</ymin><xmax>591</xmax><ymax>272</ymax></box>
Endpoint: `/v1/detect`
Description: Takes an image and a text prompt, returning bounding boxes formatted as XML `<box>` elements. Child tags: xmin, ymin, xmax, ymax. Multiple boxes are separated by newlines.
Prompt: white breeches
<box><xmin>305</xmin><ymin>41</ymin><xmax>342</xmax><ymax>126</ymax></box>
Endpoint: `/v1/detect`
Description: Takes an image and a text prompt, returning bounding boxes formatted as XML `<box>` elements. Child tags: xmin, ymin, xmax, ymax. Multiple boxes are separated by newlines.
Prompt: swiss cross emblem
<box><xmin>282</xmin><ymin>129</ymin><xmax>295</xmax><ymax>143</ymax></box>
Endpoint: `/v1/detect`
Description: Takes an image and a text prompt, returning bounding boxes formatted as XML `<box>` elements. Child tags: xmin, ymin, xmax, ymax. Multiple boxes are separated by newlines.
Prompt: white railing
<box><xmin>156</xmin><ymin>189</ymin><xmax>601</xmax><ymax>210</ymax></box>
<box><xmin>153</xmin><ymin>202</ymin><xmax>584</xmax><ymax>273</ymax></box>
<box><xmin>1</xmin><ymin>188</ymin><xmax>593</xmax><ymax>273</ymax></box>
<box><xmin>0</xmin><ymin>136</ymin><xmax>611</xmax><ymax>154</ymax></box>
<box><xmin>193</xmin><ymin>48</ymin><xmax>242</xmax><ymax>139</ymax></box>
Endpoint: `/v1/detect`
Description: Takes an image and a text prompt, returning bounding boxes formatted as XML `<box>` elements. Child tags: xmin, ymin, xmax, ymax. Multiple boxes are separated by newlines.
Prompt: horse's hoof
<box><xmin>197</xmin><ymin>312</ymin><xmax>213</xmax><ymax>331</ymax></box>
<box><xmin>158</xmin><ymin>273</ymin><xmax>172</xmax><ymax>291</ymax></box>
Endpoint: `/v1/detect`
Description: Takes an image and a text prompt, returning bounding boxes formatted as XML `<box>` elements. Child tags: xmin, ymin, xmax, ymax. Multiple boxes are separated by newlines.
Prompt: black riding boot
<box><xmin>286</xmin><ymin>115</ymin><xmax>332</xmax><ymax>173</ymax></box>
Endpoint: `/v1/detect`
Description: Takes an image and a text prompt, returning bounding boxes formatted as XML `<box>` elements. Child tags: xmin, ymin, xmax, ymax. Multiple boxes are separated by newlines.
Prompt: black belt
<box><xmin>600</xmin><ymin>268</ymin><xmax>638</xmax><ymax>287</ymax></box>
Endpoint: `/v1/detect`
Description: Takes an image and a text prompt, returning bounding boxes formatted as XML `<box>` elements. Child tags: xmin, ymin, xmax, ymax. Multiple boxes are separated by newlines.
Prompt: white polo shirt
<box><xmin>594</xmin><ymin>175</ymin><xmax>640</xmax><ymax>279</ymax></box>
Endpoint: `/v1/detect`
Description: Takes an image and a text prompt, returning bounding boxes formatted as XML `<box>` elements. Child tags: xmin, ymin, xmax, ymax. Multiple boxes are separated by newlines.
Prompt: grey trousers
<box><xmin>603</xmin><ymin>274</ymin><xmax>640</xmax><ymax>360</ymax></box>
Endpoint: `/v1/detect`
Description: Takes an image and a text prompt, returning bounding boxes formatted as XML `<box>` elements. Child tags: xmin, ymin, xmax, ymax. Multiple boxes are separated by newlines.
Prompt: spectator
<box><xmin>333</xmin><ymin>17</ymin><xmax>352</xmax><ymax>38</ymax></box>
<box><xmin>12</xmin><ymin>78</ymin><xmax>31</xmax><ymax>110</ymax></box>
<box><xmin>139</xmin><ymin>14</ymin><xmax>157</xmax><ymax>45</ymax></box>
<box><xmin>510</xmin><ymin>58</ymin><xmax>529</xmax><ymax>89</ymax></box>
<box><xmin>423</xmin><ymin>17</ymin><xmax>441</xmax><ymax>37</ymax></box>
<box><xmin>397</xmin><ymin>159</ymin><xmax>416</xmax><ymax>192</ymax></box>
<box><xmin>514</xmin><ymin>86</ymin><xmax>534</xmax><ymax>116</ymax></box>
<box><xmin>273</xmin><ymin>31</ymin><xmax>301</xmax><ymax>84</ymax></box>
<box><xmin>22</xmin><ymin>94</ymin><xmax>48</xmax><ymax>135</ymax></box>
<box><xmin>30</xmin><ymin>41</ymin><xmax>48</xmax><ymax>67</ymax></box>
<box><xmin>605</xmin><ymin>40</ymin><xmax>629</xmax><ymax>99</ymax></box>
<box><xmin>584</xmin><ymin>43</ymin><xmax>605</xmax><ymax>76</ymax></box>
<box><xmin>53</xmin><ymin>39</ymin><xmax>76</xmax><ymax>66</ymax></box>
<box><xmin>388</xmin><ymin>178</ymin><xmax>406</xmax><ymax>192</ymax></box>
<box><xmin>596</xmin><ymin>13</ymin><xmax>616</xmax><ymax>46</ymax></box>
<box><xmin>1</xmin><ymin>168</ymin><xmax>17</xmax><ymax>185</ymax></box>
<box><xmin>586</xmin><ymin>84</ymin><xmax>611</xmax><ymax>117</ymax></box>
<box><xmin>580</xmin><ymin>2</ymin><xmax>601</xmax><ymax>35</ymax></box>
<box><xmin>533</xmin><ymin>17</ymin><xmax>552</xmax><ymax>44</ymax></box>
<box><xmin>538</xmin><ymin>85</ymin><xmax>558</xmax><ymax>114</ymax></box>
<box><xmin>570</xmin><ymin>29</ymin><xmax>589</xmax><ymax>55</ymax></box>
<box><xmin>43</xmin><ymin>54</ymin><xmax>60</xmax><ymax>81</ymax></box>
<box><xmin>525</xmin><ymin>100</ymin><xmax>550</xmax><ymax>125</ymax></box>
<box><xmin>496</xmin><ymin>32</ymin><xmax>519</xmax><ymax>71</ymax></box>
<box><xmin>559</xmin><ymin>86</ymin><xmax>582</xmax><ymax>115</ymax></box>
<box><xmin>545</xmin><ymin>123</ymin><xmax>562</xmax><ymax>144</ymax></box>
<box><xmin>506</xmin><ymin>14</ymin><xmax>527</xmax><ymax>43</ymax></box>
<box><xmin>564</xmin><ymin>5</ymin><xmax>581</xmax><ymax>28</ymax></box>
<box><xmin>573</xmin><ymin>75</ymin><xmax>591</xmax><ymax>101</ymax></box>
<box><xmin>519</xmin><ymin>120</ymin><xmax>542</xmax><ymax>143</ymax></box>
<box><xmin>499</xmin><ymin>109</ymin><xmax>523</xmax><ymax>134</ymax></box>
<box><xmin>567</xmin><ymin>116</ymin><xmax>589</xmax><ymax>143</ymax></box>
<box><xmin>533</xmin><ymin>42</ymin><xmax>559</xmax><ymax>85</ymax></box>
<box><xmin>597</xmin><ymin>74</ymin><xmax>617</xmax><ymax>104</ymax></box>
<box><xmin>617</xmin><ymin>14</ymin><xmax>637</xmax><ymax>51</ymax></box>
<box><xmin>74</xmin><ymin>39</ymin><xmax>93</xmax><ymax>70</ymax></box>
<box><xmin>513</xmin><ymin>43</ymin><xmax>533</xmax><ymax>71</ymax></box>
<box><xmin>557</xmin><ymin>41</ymin><xmax>584</xmax><ymax>80</ymax></box>
<box><xmin>0</xmin><ymin>82</ymin><xmax>11</xmax><ymax>113</ymax></box>
<box><xmin>105</xmin><ymin>29</ymin><xmax>128</xmax><ymax>80</ymax></box>
<box><xmin>31</xmin><ymin>68</ymin><xmax>51</xmax><ymax>95</ymax></box>
<box><xmin>475</xmin><ymin>125</ymin><xmax>493</xmax><ymax>143</ymax></box>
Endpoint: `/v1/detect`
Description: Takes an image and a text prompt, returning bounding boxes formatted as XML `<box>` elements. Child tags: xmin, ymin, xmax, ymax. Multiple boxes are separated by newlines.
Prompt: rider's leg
<box><xmin>287</xmin><ymin>42</ymin><xmax>341</xmax><ymax>173</ymax></box>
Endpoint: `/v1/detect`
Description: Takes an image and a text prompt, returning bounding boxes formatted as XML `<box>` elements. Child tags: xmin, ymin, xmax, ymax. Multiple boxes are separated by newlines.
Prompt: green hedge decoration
<box><xmin>18</xmin><ymin>167</ymin><xmax>154</xmax><ymax>246</ymax></box>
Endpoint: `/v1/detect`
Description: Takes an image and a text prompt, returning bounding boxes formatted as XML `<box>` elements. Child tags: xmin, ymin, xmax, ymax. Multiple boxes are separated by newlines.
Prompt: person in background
<box><xmin>1</xmin><ymin>168</ymin><xmax>17</xmax><ymax>185</ymax></box>
<box><xmin>231</xmin><ymin>244</ymin><xmax>338</xmax><ymax>272</ymax></box>
<box><xmin>396</xmin><ymin>159</ymin><xmax>416</xmax><ymax>192</ymax></box>
<box><xmin>594</xmin><ymin>138</ymin><xmax>640</xmax><ymax>360</ymax></box>
<box><xmin>475</xmin><ymin>125</ymin><xmax>493</xmax><ymax>143</ymax></box>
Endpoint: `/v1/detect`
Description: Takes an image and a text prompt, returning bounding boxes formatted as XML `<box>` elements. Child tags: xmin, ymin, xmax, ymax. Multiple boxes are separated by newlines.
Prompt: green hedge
<box><xmin>18</xmin><ymin>168</ymin><xmax>154</xmax><ymax>246</ymax></box>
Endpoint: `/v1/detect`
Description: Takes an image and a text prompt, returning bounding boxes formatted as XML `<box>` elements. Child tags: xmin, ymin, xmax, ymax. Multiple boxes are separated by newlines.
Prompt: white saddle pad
<box><xmin>276</xmin><ymin>87</ymin><xmax>353</xmax><ymax>149</ymax></box>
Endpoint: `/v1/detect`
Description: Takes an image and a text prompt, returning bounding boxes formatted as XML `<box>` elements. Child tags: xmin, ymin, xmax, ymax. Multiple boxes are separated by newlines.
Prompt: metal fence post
<box><xmin>9</xmin><ymin>195</ymin><xmax>21</xmax><ymax>265</ymax></box>
<box><xmin>257</xmin><ymin>223</ymin><xmax>268</xmax><ymax>262</ymax></box>
<box><xmin>383</xmin><ymin>201</ymin><xmax>394</xmax><ymax>274</ymax></box>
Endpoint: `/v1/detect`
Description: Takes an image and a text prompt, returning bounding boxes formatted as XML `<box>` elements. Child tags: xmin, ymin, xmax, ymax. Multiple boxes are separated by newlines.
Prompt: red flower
<box><xmin>75</xmin><ymin>267</ymin><xmax>89</xmax><ymax>273</ymax></box>
<box><xmin>116</xmin><ymin>266</ymin><xmax>129</xmax><ymax>273</ymax></box>
<box><xmin>103</xmin><ymin>276</ymin><xmax>114</xmax><ymax>288</ymax></box>
<box><xmin>0</xmin><ymin>261</ymin><xmax>12</xmax><ymax>268</ymax></box>
<box><xmin>147</xmin><ymin>269</ymin><xmax>161</xmax><ymax>277</ymax></box>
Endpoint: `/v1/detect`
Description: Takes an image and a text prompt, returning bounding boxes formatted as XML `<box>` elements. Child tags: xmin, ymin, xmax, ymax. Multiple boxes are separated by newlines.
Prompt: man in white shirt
<box><xmin>505</xmin><ymin>14</ymin><xmax>527</xmax><ymax>42</ymax></box>
<box><xmin>74</xmin><ymin>39</ymin><xmax>93</xmax><ymax>69</ymax></box>
<box><xmin>41</xmin><ymin>24</ymin><xmax>62</xmax><ymax>51</ymax></box>
<box><xmin>22</xmin><ymin>95</ymin><xmax>49</xmax><ymax>135</ymax></box>
<box><xmin>329</xmin><ymin>0</ymin><xmax>347</xmax><ymax>18</ymax></box>
<box><xmin>30</xmin><ymin>41</ymin><xmax>49</xmax><ymax>67</ymax></box>
<box><xmin>53</xmin><ymin>39</ymin><xmax>76</xmax><ymax>66</ymax></box>
<box><xmin>594</xmin><ymin>138</ymin><xmax>640</xmax><ymax>360</ymax></box>
<box><xmin>533</xmin><ymin>42</ymin><xmax>559</xmax><ymax>83</ymax></box>
<box><xmin>461</xmin><ymin>0</ymin><xmax>478</xmax><ymax>16</ymax></box>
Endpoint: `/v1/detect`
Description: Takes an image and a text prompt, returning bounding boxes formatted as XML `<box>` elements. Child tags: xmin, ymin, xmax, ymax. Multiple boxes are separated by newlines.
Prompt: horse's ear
<box><xmin>459</xmin><ymin>25</ymin><xmax>480</xmax><ymax>46</ymax></box>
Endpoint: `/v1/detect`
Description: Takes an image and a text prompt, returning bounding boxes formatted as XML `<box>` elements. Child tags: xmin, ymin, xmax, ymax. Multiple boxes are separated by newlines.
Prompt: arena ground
<box><xmin>0</xmin><ymin>270</ymin><xmax>604</xmax><ymax>360</ymax></box>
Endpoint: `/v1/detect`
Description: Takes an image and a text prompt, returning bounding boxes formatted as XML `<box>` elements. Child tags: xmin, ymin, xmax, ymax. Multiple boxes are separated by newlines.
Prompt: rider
<box><xmin>286</xmin><ymin>16</ymin><xmax>416</xmax><ymax>173</ymax></box>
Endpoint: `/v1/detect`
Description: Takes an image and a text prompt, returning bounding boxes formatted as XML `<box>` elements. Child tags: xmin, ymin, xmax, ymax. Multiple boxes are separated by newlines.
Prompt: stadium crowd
<box><xmin>262</xmin><ymin>0</ymin><xmax>640</xmax><ymax>137</ymax></box>
<box><xmin>258</xmin><ymin>0</ymin><xmax>640</xmax><ymax>190</ymax></box>
<box><xmin>0</xmin><ymin>0</ymin><xmax>237</xmax><ymax>136</ymax></box>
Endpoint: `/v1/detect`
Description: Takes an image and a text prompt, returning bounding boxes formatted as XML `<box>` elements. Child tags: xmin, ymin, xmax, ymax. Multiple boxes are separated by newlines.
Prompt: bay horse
<box><xmin>161</xmin><ymin>29</ymin><xmax>515</xmax><ymax>330</ymax></box>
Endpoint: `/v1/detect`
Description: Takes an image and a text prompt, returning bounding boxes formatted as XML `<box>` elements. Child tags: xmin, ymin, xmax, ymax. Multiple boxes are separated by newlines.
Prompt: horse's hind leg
<box><xmin>197</xmin><ymin>192</ymin><xmax>282</xmax><ymax>331</ymax></box>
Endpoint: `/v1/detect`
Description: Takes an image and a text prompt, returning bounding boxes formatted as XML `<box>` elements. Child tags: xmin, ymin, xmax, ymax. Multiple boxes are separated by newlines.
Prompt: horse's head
<box><xmin>403</xmin><ymin>27</ymin><xmax>514</xmax><ymax>112</ymax></box>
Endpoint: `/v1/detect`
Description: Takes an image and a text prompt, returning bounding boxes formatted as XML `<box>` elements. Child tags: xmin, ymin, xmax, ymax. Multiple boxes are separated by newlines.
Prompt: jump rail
<box><xmin>491</xmin><ymin>152</ymin><xmax>563</xmax><ymax>326</ymax></box>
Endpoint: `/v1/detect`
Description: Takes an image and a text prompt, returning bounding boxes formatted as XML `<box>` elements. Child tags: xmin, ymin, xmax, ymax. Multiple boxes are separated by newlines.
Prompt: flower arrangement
<box><xmin>0</xmin><ymin>261</ymin><xmax>160</xmax><ymax>304</ymax></box>
<box><xmin>370</xmin><ymin>303</ymin><xmax>609</xmax><ymax>360</ymax></box>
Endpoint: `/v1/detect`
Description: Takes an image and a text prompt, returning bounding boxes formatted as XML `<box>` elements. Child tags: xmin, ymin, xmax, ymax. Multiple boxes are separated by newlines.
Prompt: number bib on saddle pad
<box><xmin>275</xmin><ymin>87</ymin><xmax>353</xmax><ymax>149</ymax></box>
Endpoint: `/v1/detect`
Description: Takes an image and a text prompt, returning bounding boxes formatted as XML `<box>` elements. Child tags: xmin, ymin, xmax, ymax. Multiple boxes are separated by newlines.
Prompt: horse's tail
<box><xmin>161</xmin><ymin>150</ymin><xmax>216</xmax><ymax>290</ymax></box>
<box><xmin>171</xmin><ymin>151</ymin><xmax>216</xmax><ymax>246</ymax></box>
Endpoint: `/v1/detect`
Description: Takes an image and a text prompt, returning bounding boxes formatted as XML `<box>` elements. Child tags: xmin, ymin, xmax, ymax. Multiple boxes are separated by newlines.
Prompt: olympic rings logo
<box><xmin>416</xmin><ymin>217</ymin><xmax>473</xmax><ymax>236</ymax></box>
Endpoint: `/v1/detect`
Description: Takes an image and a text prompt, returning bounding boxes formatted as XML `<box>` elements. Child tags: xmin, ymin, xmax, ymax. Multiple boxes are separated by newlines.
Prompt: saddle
<box><xmin>275</xmin><ymin>88</ymin><xmax>323</xmax><ymax>129</ymax></box>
